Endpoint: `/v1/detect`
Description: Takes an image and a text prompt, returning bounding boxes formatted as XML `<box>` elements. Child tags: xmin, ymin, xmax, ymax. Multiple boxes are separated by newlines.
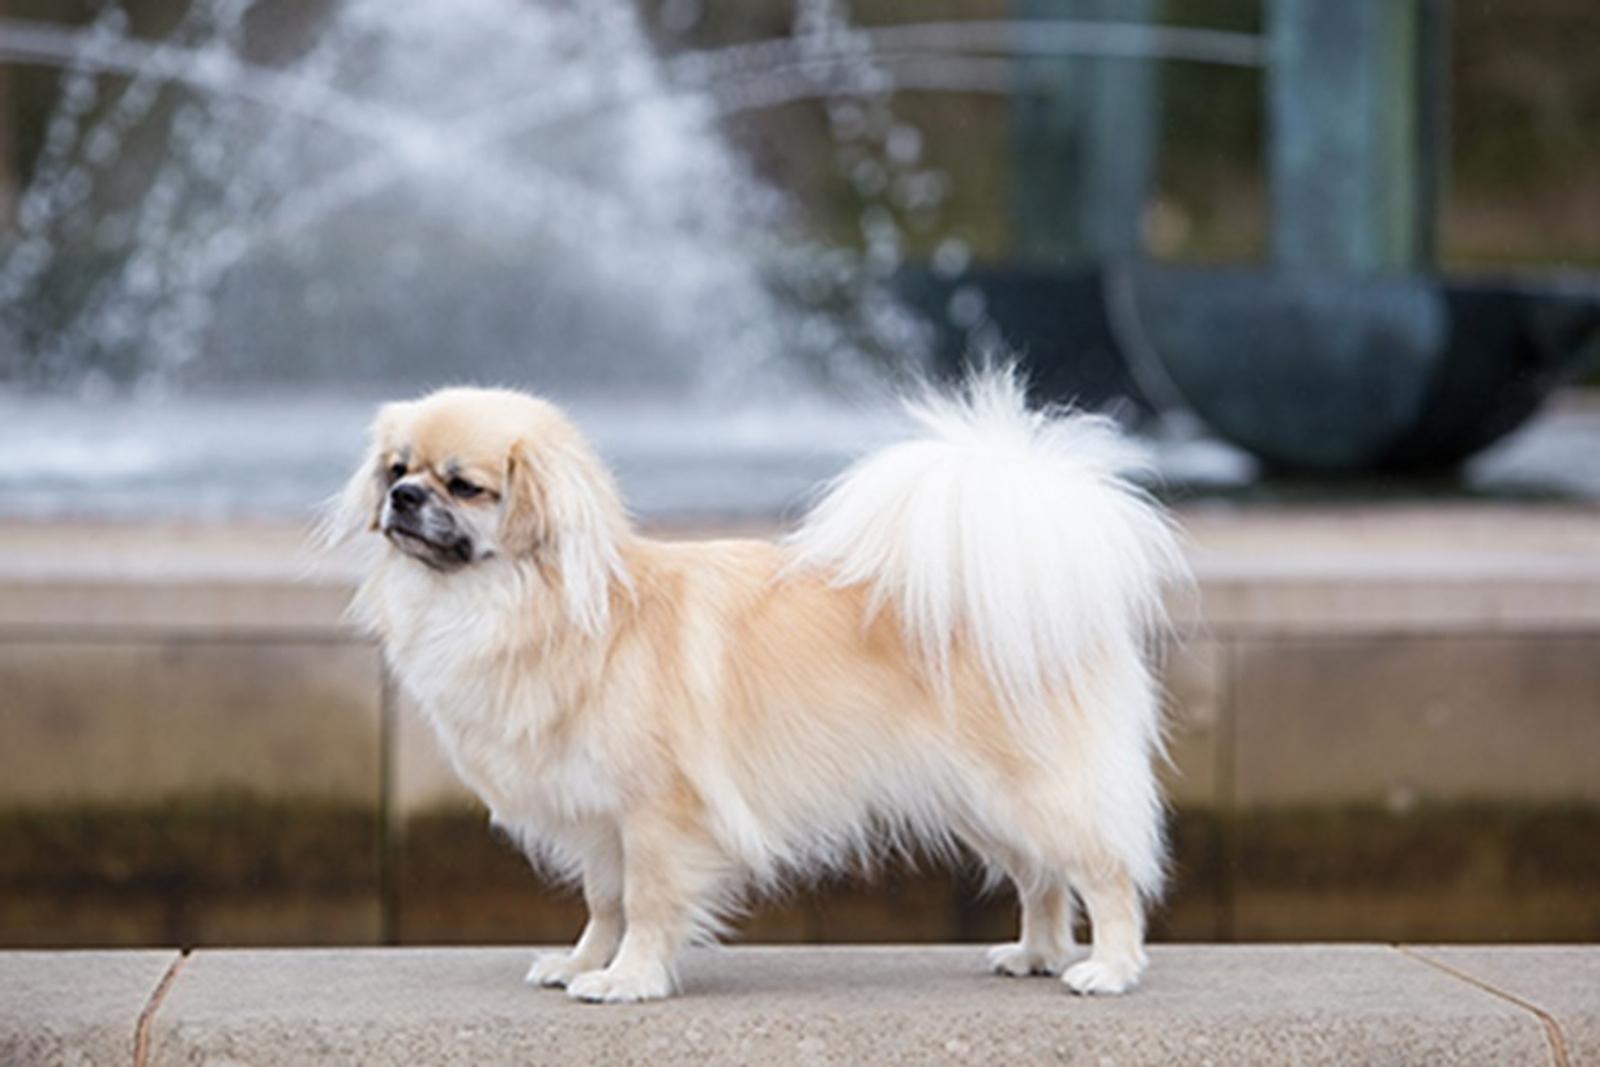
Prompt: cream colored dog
<box><xmin>324</xmin><ymin>370</ymin><xmax>1184</xmax><ymax>1002</ymax></box>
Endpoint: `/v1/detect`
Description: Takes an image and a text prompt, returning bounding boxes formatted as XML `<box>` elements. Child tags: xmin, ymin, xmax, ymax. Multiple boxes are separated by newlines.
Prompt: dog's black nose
<box><xmin>390</xmin><ymin>482</ymin><xmax>427</xmax><ymax>513</ymax></box>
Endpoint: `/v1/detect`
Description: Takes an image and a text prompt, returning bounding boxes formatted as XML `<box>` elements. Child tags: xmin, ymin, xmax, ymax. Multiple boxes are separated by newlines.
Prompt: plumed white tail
<box><xmin>786</xmin><ymin>367</ymin><xmax>1186</xmax><ymax>715</ymax></box>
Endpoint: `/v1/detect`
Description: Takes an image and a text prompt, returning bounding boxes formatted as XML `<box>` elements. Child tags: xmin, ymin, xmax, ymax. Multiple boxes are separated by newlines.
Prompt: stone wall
<box><xmin>1</xmin><ymin>507</ymin><xmax>1597</xmax><ymax>948</ymax></box>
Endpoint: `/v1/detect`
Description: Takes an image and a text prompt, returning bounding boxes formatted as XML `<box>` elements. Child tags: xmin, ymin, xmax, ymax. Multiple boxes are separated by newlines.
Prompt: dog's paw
<box><xmin>525</xmin><ymin>952</ymin><xmax>593</xmax><ymax>989</ymax></box>
<box><xmin>566</xmin><ymin>964</ymin><xmax>674</xmax><ymax>1004</ymax></box>
<box><xmin>987</xmin><ymin>941</ymin><xmax>1073</xmax><ymax>977</ymax></box>
<box><xmin>1062</xmin><ymin>956</ymin><xmax>1143</xmax><ymax>996</ymax></box>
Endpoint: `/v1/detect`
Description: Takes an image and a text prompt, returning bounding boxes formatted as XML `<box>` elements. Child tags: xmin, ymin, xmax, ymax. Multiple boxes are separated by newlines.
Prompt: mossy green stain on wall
<box><xmin>0</xmin><ymin>795</ymin><xmax>380</xmax><ymax>890</ymax></box>
<box><xmin>2</xmin><ymin>797</ymin><xmax>1596</xmax><ymax>946</ymax></box>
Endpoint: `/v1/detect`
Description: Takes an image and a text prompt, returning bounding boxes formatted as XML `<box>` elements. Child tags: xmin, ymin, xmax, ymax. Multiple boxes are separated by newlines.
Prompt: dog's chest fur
<box><xmin>363</xmin><ymin>562</ymin><xmax>624</xmax><ymax>827</ymax></box>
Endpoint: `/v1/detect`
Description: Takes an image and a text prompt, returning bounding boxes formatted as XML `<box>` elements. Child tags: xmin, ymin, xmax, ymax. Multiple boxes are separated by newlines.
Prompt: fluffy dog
<box><xmin>324</xmin><ymin>369</ymin><xmax>1185</xmax><ymax>1002</ymax></box>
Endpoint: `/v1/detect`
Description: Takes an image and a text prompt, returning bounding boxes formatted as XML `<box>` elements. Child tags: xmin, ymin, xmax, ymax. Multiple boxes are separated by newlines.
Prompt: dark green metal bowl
<box><xmin>1120</xmin><ymin>265</ymin><xmax>1600</xmax><ymax>471</ymax></box>
<box><xmin>898</xmin><ymin>262</ymin><xmax>1600</xmax><ymax>473</ymax></box>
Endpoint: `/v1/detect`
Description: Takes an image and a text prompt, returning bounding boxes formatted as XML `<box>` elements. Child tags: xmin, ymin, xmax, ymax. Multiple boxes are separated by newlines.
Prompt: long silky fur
<box><xmin>787</xmin><ymin>367</ymin><xmax>1184</xmax><ymax>720</ymax></box>
<box><xmin>333</xmin><ymin>368</ymin><xmax>1189</xmax><ymax>996</ymax></box>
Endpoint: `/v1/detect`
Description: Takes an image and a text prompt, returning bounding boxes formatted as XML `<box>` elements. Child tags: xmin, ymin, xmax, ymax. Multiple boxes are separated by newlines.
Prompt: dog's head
<box><xmin>324</xmin><ymin>387</ymin><xmax>629</xmax><ymax>634</ymax></box>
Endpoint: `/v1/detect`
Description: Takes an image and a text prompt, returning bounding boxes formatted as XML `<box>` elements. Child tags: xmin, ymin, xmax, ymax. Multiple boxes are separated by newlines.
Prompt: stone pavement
<box><xmin>2</xmin><ymin>945</ymin><xmax>1595</xmax><ymax>1066</ymax></box>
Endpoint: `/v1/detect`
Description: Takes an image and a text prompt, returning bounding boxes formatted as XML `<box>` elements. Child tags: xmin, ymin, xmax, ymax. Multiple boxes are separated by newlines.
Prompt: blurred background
<box><xmin>0</xmin><ymin>0</ymin><xmax>1597</xmax><ymax>949</ymax></box>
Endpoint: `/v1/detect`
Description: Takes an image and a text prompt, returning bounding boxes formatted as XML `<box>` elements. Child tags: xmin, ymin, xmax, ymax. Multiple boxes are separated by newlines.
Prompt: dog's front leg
<box><xmin>525</xmin><ymin>826</ymin><xmax>623</xmax><ymax>988</ymax></box>
<box><xmin>565</xmin><ymin>809</ymin><xmax>727</xmax><ymax>1003</ymax></box>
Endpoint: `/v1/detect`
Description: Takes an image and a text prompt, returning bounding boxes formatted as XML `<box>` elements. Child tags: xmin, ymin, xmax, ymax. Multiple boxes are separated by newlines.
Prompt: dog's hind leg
<box><xmin>960</xmin><ymin>830</ymin><xmax>1077</xmax><ymax>977</ymax></box>
<box><xmin>968</xmin><ymin>773</ymin><xmax>1156</xmax><ymax>993</ymax></box>
<box><xmin>1061</xmin><ymin>860</ymin><xmax>1147</xmax><ymax>995</ymax></box>
<box><xmin>988</xmin><ymin>875</ymin><xmax>1078</xmax><ymax>977</ymax></box>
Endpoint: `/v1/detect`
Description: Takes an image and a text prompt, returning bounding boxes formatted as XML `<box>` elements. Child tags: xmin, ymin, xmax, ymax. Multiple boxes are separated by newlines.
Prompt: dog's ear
<box><xmin>319</xmin><ymin>402</ymin><xmax>406</xmax><ymax>548</ymax></box>
<box><xmin>499</xmin><ymin>441</ymin><xmax>552</xmax><ymax>558</ymax></box>
<box><xmin>501</xmin><ymin>438</ymin><xmax>628</xmax><ymax>635</ymax></box>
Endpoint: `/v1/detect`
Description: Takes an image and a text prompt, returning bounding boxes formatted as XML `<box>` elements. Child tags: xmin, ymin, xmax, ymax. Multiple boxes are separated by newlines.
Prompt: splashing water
<box><xmin>0</xmin><ymin>0</ymin><xmax>938</xmax><ymax>399</ymax></box>
<box><xmin>10</xmin><ymin>2</ymin><xmax>1579</xmax><ymax>517</ymax></box>
<box><xmin>0</xmin><ymin>0</ymin><xmax>1274</xmax><ymax>403</ymax></box>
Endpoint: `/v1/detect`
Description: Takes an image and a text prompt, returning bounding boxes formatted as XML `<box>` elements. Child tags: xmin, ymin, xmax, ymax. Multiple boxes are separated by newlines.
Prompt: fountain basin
<box><xmin>894</xmin><ymin>265</ymin><xmax>1154</xmax><ymax>413</ymax></box>
<box><xmin>1123</xmin><ymin>266</ymin><xmax>1600</xmax><ymax>472</ymax></box>
<box><xmin>901</xmin><ymin>263</ymin><xmax>1600</xmax><ymax>473</ymax></box>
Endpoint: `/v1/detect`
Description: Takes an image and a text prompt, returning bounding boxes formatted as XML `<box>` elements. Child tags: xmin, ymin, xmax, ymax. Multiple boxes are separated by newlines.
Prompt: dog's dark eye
<box><xmin>447</xmin><ymin>476</ymin><xmax>483</xmax><ymax>500</ymax></box>
<box><xmin>386</xmin><ymin>461</ymin><xmax>406</xmax><ymax>483</ymax></box>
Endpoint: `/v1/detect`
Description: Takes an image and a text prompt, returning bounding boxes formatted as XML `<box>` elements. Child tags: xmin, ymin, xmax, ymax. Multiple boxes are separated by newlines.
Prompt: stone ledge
<box><xmin>4</xmin><ymin>506</ymin><xmax>1600</xmax><ymax>637</ymax></box>
<box><xmin>2</xmin><ymin>945</ymin><xmax>1593</xmax><ymax>1066</ymax></box>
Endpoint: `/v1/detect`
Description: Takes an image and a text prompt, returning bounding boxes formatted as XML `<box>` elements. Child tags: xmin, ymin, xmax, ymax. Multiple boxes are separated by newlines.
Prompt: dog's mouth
<box><xmin>383</xmin><ymin>522</ymin><xmax>473</xmax><ymax>570</ymax></box>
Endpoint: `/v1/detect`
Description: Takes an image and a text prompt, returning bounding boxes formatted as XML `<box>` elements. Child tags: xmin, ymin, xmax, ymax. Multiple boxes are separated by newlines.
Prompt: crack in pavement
<box><xmin>1397</xmin><ymin>945</ymin><xmax>1571</xmax><ymax>1067</ymax></box>
<box><xmin>133</xmin><ymin>950</ymin><xmax>188</xmax><ymax>1067</ymax></box>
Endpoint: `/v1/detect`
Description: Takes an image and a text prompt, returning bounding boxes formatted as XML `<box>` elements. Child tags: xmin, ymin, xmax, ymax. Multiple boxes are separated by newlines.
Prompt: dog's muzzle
<box><xmin>382</xmin><ymin>483</ymin><xmax>474</xmax><ymax>569</ymax></box>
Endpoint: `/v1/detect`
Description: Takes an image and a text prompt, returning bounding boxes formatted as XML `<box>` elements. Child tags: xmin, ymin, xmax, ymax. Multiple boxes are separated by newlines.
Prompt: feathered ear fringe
<box><xmin>316</xmin><ymin>401</ymin><xmax>409</xmax><ymax>550</ymax></box>
<box><xmin>501</xmin><ymin>438</ymin><xmax>633</xmax><ymax>637</ymax></box>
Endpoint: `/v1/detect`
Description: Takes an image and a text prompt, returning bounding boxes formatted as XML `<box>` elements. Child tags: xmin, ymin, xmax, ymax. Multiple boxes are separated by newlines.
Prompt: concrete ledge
<box><xmin>3</xmin><ymin>946</ymin><xmax>1593</xmax><ymax>1066</ymax></box>
<box><xmin>4</xmin><ymin>507</ymin><xmax>1600</xmax><ymax>637</ymax></box>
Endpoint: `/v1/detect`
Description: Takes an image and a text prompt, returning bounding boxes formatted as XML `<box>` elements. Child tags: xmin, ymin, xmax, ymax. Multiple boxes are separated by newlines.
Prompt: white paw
<box><xmin>1062</xmin><ymin>956</ymin><xmax>1143</xmax><ymax>996</ymax></box>
<box><xmin>525</xmin><ymin>952</ymin><xmax>594</xmax><ymax>989</ymax></box>
<box><xmin>987</xmin><ymin>941</ymin><xmax>1073</xmax><ymax>977</ymax></box>
<box><xmin>565</xmin><ymin>964</ymin><xmax>674</xmax><ymax>1004</ymax></box>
